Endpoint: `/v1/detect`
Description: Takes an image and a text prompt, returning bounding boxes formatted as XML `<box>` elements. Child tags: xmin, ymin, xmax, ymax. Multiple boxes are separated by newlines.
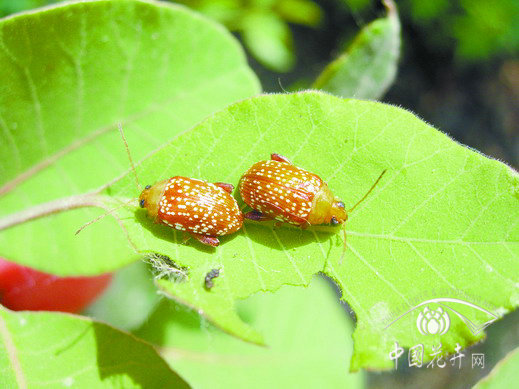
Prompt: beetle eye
<box><xmin>139</xmin><ymin>199</ymin><xmax>145</xmax><ymax>208</ymax></box>
<box><xmin>330</xmin><ymin>216</ymin><xmax>339</xmax><ymax>226</ymax></box>
<box><xmin>337</xmin><ymin>201</ymin><xmax>345</xmax><ymax>209</ymax></box>
<box><xmin>145</xmin><ymin>185</ymin><xmax>151</xmax><ymax>190</ymax></box>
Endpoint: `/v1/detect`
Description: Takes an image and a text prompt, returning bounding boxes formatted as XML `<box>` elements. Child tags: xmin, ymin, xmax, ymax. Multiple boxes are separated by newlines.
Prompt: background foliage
<box><xmin>0</xmin><ymin>0</ymin><xmax>517</xmax><ymax>388</ymax></box>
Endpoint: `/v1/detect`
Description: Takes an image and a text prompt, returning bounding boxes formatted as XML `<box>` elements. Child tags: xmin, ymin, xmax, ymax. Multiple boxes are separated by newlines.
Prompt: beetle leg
<box><xmin>300</xmin><ymin>220</ymin><xmax>311</xmax><ymax>229</ymax></box>
<box><xmin>271</xmin><ymin>153</ymin><xmax>293</xmax><ymax>164</ymax></box>
<box><xmin>244</xmin><ymin>210</ymin><xmax>273</xmax><ymax>222</ymax></box>
<box><xmin>213</xmin><ymin>182</ymin><xmax>234</xmax><ymax>193</ymax></box>
<box><xmin>189</xmin><ymin>232</ymin><xmax>220</xmax><ymax>247</ymax></box>
<box><xmin>259</xmin><ymin>199</ymin><xmax>309</xmax><ymax>227</ymax></box>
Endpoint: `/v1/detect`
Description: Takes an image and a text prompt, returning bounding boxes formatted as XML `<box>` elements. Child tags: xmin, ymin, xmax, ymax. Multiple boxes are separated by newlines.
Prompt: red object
<box><xmin>0</xmin><ymin>258</ymin><xmax>112</xmax><ymax>313</ymax></box>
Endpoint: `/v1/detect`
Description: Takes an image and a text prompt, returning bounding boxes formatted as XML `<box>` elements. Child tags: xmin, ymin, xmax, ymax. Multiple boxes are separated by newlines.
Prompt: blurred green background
<box><xmin>1</xmin><ymin>0</ymin><xmax>517</xmax><ymax>388</ymax></box>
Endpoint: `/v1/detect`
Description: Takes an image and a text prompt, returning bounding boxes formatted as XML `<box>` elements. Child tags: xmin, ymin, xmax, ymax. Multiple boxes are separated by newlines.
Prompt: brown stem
<box><xmin>0</xmin><ymin>194</ymin><xmax>105</xmax><ymax>231</ymax></box>
<box><xmin>0</xmin><ymin>107</ymin><xmax>160</xmax><ymax>198</ymax></box>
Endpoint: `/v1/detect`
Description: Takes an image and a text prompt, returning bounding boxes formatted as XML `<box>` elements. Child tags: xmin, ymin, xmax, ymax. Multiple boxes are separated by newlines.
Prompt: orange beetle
<box><xmin>139</xmin><ymin>177</ymin><xmax>243</xmax><ymax>247</ymax></box>
<box><xmin>240</xmin><ymin>153</ymin><xmax>385</xmax><ymax>233</ymax></box>
<box><xmin>76</xmin><ymin>125</ymin><xmax>243</xmax><ymax>248</ymax></box>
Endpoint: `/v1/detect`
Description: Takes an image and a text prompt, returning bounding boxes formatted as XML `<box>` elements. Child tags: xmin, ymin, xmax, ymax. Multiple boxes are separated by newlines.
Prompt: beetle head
<box><xmin>329</xmin><ymin>199</ymin><xmax>348</xmax><ymax>225</ymax></box>
<box><xmin>138</xmin><ymin>180</ymin><xmax>168</xmax><ymax>220</ymax></box>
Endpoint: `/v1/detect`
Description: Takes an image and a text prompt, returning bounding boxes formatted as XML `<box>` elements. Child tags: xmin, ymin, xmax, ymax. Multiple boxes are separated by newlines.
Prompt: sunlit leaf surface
<box><xmin>95</xmin><ymin>91</ymin><xmax>517</xmax><ymax>368</ymax></box>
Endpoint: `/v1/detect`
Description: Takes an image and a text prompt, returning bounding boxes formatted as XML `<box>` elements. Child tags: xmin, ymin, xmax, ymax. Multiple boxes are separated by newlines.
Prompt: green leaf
<box><xmin>452</xmin><ymin>0</ymin><xmax>519</xmax><ymax>60</ymax></box>
<box><xmin>0</xmin><ymin>0</ymin><xmax>54</xmax><ymax>17</ymax></box>
<box><xmin>339</xmin><ymin>0</ymin><xmax>371</xmax><ymax>13</ymax></box>
<box><xmin>84</xmin><ymin>261</ymin><xmax>160</xmax><ymax>331</ymax></box>
<box><xmin>2</xmin><ymin>86</ymin><xmax>518</xmax><ymax>369</ymax></box>
<box><xmin>135</xmin><ymin>276</ymin><xmax>364</xmax><ymax>388</ymax></box>
<box><xmin>0</xmin><ymin>307</ymin><xmax>189</xmax><ymax>388</ymax></box>
<box><xmin>0</xmin><ymin>0</ymin><xmax>260</xmax><ymax>275</ymax></box>
<box><xmin>171</xmin><ymin>0</ymin><xmax>243</xmax><ymax>31</ymax></box>
<box><xmin>473</xmin><ymin>347</ymin><xmax>519</xmax><ymax>389</ymax></box>
<box><xmin>408</xmin><ymin>0</ymin><xmax>450</xmax><ymax>20</ymax></box>
<box><xmin>240</xmin><ymin>11</ymin><xmax>295</xmax><ymax>72</ymax></box>
<box><xmin>275</xmin><ymin>0</ymin><xmax>323</xmax><ymax>27</ymax></box>
<box><xmin>101</xmin><ymin>91</ymin><xmax>516</xmax><ymax>369</ymax></box>
<box><xmin>313</xmin><ymin>0</ymin><xmax>400</xmax><ymax>100</ymax></box>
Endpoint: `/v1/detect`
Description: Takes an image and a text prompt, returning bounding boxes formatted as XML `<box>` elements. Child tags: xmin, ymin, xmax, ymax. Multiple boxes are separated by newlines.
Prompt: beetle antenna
<box><xmin>347</xmin><ymin>169</ymin><xmax>387</xmax><ymax>213</ymax></box>
<box><xmin>117</xmin><ymin>123</ymin><xmax>141</xmax><ymax>190</ymax></box>
<box><xmin>74</xmin><ymin>124</ymin><xmax>143</xmax><ymax>246</ymax></box>
<box><xmin>75</xmin><ymin>198</ymin><xmax>137</xmax><ymax>235</ymax></box>
<box><xmin>340</xmin><ymin>169</ymin><xmax>387</xmax><ymax>265</ymax></box>
<box><xmin>339</xmin><ymin>224</ymin><xmax>348</xmax><ymax>265</ymax></box>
